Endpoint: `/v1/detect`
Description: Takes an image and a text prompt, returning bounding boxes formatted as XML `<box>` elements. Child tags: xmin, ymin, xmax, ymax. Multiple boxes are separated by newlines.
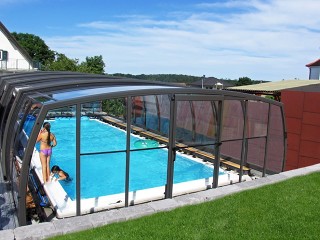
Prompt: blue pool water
<box><xmin>35</xmin><ymin>117</ymin><xmax>223</xmax><ymax>200</ymax></box>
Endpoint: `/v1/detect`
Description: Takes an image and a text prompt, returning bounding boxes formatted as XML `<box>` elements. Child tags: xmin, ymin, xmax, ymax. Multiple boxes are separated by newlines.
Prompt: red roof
<box><xmin>306</xmin><ymin>58</ymin><xmax>320</xmax><ymax>67</ymax></box>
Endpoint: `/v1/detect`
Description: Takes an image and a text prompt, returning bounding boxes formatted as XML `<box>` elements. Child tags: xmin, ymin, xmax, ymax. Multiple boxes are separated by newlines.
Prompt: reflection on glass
<box><xmin>102</xmin><ymin>98</ymin><xmax>126</xmax><ymax>120</ymax></box>
<box><xmin>144</xmin><ymin>95</ymin><xmax>159</xmax><ymax>131</ymax></box>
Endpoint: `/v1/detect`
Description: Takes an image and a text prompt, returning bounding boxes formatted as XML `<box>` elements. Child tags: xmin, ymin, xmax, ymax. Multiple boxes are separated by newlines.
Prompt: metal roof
<box><xmin>227</xmin><ymin>80</ymin><xmax>320</xmax><ymax>93</ymax></box>
<box><xmin>306</xmin><ymin>59</ymin><xmax>320</xmax><ymax>67</ymax></box>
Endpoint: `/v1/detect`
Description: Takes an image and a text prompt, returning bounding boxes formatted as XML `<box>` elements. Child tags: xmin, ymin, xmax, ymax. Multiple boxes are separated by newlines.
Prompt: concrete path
<box><xmin>1</xmin><ymin>163</ymin><xmax>320</xmax><ymax>240</ymax></box>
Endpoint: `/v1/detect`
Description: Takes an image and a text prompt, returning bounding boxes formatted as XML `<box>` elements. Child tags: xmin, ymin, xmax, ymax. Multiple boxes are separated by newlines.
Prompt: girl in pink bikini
<box><xmin>36</xmin><ymin>122</ymin><xmax>57</xmax><ymax>183</ymax></box>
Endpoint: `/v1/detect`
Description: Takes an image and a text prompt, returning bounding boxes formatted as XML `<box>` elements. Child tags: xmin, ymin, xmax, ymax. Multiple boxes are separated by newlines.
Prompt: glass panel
<box><xmin>130</xmin><ymin>95</ymin><xmax>168</xmax><ymax>203</ymax></box>
<box><xmin>79</xmin><ymin>98</ymin><xmax>127</xmax><ymax>213</ymax></box>
<box><xmin>246</xmin><ymin>101</ymin><xmax>268</xmax><ymax>138</ymax></box>
<box><xmin>173</xmin><ymin>99</ymin><xmax>225</xmax><ymax>195</ymax></box>
<box><xmin>80</xmin><ymin>152</ymin><xmax>126</xmax><ymax>198</ymax></box>
<box><xmin>0</xmin><ymin>94</ymin><xmax>15</xmax><ymax>146</ymax></box>
<box><xmin>221</xmin><ymin>100</ymin><xmax>244</xmax><ymax>141</ymax></box>
<box><xmin>158</xmin><ymin>95</ymin><xmax>170</xmax><ymax>136</ymax></box>
<box><xmin>193</xmin><ymin>101</ymin><xmax>216</xmax><ymax>151</ymax></box>
<box><xmin>11</xmin><ymin>155</ymin><xmax>21</xmax><ymax>212</ymax></box>
<box><xmin>102</xmin><ymin>97</ymin><xmax>126</xmax><ymax>121</ymax></box>
<box><xmin>247</xmin><ymin>138</ymin><xmax>266</xmax><ymax>168</ymax></box>
<box><xmin>132</xmin><ymin>96</ymin><xmax>145</xmax><ymax>127</ymax></box>
<box><xmin>13</xmin><ymin>101</ymin><xmax>38</xmax><ymax>161</ymax></box>
<box><xmin>266</xmin><ymin>105</ymin><xmax>284</xmax><ymax>173</ymax></box>
<box><xmin>3</xmin><ymin>99</ymin><xmax>40</xmax><ymax>180</ymax></box>
<box><xmin>220</xmin><ymin>140</ymin><xmax>243</xmax><ymax>162</ymax></box>
<box><xmin>145</xmin><ymin>95</ymin><xmax>159</xmax><ymax>132</ymax></box>
<box><xmin>129</xmin><ymin>149</ymin><xmax>166</xmax><ymax>202</ymax></box>
<box><xmin>34</xmin><ymin>105</ymin><xmax>77</xmax><ymax>216</ymax></box>
<box><xmin>176</xmin><ymin>101</ymin><xmax>193</xmax><ymax>144</ymax></box>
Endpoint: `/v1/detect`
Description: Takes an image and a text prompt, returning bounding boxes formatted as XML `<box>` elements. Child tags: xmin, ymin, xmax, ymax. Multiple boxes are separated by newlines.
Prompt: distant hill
<box><xmin>111</xmin><ymin>73</ymin><xmax>267</xmax><ymax>86</ymax></box>
<box><xmin>111</xmin><ymin>73</ymin><xmax>206</xmax><ymax>84</ymax></box>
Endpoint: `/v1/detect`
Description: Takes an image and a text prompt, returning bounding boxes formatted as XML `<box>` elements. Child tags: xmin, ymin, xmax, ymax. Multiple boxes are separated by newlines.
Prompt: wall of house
<box><xmin>309</xmin><ymin>66</ymin><xmax>320</xmax><ymax>80</ymax></box>
<box><xmin>0</xmin><ymin>30</ymin><xmax>33</xmax><ymax>70</ymax></box>
<box><xmin>282</xmin><ymin>90</ymin><xmax>320</xmax><ymax>170</ymax></box>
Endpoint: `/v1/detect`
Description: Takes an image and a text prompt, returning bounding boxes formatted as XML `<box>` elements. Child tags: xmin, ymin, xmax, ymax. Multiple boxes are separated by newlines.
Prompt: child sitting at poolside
<box><xmin>51</xmin><ymin>165</ymin><xmax>71</xmax><ymax>181</ymax></box>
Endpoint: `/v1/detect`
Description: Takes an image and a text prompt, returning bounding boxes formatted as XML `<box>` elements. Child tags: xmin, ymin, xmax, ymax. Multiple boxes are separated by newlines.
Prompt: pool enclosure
<box><xmin>0</xmin><ymin>72</ymin><xmax>286</xmax><ymax>226</ymax></box>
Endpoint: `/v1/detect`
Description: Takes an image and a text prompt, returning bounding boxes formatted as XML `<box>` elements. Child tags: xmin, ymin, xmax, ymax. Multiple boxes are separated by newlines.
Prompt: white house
<box><xmin>0</xmin><ymin>21</ymin><xmax>36</xmax><ymax>72</ymax></box>
<box><xmin>306</xmin><ymin>58</ymin><xmax>320</xmax><ymax>80</ymax></box>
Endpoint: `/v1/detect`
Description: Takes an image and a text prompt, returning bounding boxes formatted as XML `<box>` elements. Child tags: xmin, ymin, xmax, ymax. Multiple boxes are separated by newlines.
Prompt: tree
<box><xmin>43</xmin><ymin>53</ymin><xmax>78</xmax><ymax>71</ymax></box>
<box><xmin>11</xmin><ymin>32</ymin><xmax>55</xmax><ymax>65</ymax></box>
<box><xmin>236</xmin><ymin>77</ymin><xmax>253</xmax><ymax>86</ymax></box>
<box><xmin>78</xmin><ymin>55</ymin><xmax>105</xmax><ymax>74</ymax></box>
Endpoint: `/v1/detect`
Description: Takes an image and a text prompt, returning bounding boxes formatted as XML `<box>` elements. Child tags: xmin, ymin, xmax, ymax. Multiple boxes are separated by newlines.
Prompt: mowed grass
<box><xmin>49</xmin><ymin>172</ymin><xmax>320</xmax><ymax>240</ymax></box>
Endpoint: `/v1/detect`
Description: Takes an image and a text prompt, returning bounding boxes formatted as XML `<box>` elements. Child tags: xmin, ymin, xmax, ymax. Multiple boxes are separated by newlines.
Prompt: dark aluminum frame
<box><xmin>0</xmin><ymin>72</ymin><xmax>287</xmax><ymax>226</ymax></box>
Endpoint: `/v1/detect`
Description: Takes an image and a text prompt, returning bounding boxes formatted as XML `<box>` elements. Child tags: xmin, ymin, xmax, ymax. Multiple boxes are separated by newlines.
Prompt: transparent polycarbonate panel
<box><xmin>0</xmin><ymin>94</ymin><xmax>15</xmax><ymax>145</ymax></box>
<box><xmin>157</xmin><ymin>95</ymin><xmax>170</xmax><ymax>136</ymax></box>
<box><xmin>102</xmin><ymin>97</ymin><xmax>126</xmax><ymax>122</ymax></box>
<box><xmin>131</xmin><ymin>95</ymin><xmax>170</xmax><ymax>137</ymax></box>
<box><xmin>3</xmin><ymin>99</ymin><xmax>32</xmax><ymax>181</ymax></box>
<box><xmin>47</xmin><ymin>106</ymin><xmax>76</xmax><ymax>118</ymax></box>
<box><xmin>81</xmin><ymin>101</ymin><xmax>102</xmax><ymax>115</ymax></box>
<box><xmin>80</xmin><ymin>152</ymin><xmax>126</xmax><ymax>199</ymax></box>
<box><xmin>144</xmin><ymin>95</ymin><xmax>159</xmax><ymax>132</ymax></box>
<box><xmin>246</xmin><ymin>101</ymin><xmax>268</xmax><ymax>138</ymax></box>
<box><xmin>13</xmin><ymin>101</ymin><xmax>38</xmax><ymax>161</ymax></box>
<box><xmin>221</xmin><ymin>100</ymin><xmax>244</xmax><ymax>141</ymax></box>
<box><xmin>220</xmin><ymin>139</ymin><xmax>243</xmax><ymax>161</ymax></box>
<box><xmin>193</xmin><ymin>101</ymin><xmax>216</xmax><ymax>148</ymax></box>
<box><xmin>246</xmin><ymin>138</ymin><xmax>267</xmax><ymax>168</ymax></box>
<box><xmin>10</xmin><ymin>155</ymin><xmax>22</xmax><ymax>210</ymax></box>
<box><xmin>266</xmin><ymin>105</ymin><xmax>285</xmax><ymax>173</ymax></box>
<box><xmin>45</xmin><ymin>108</ymin><xmax>76</xmax><ymax>209</ymax></box>
<box><xmin>176</xmin><ymin>101</ymin><xmax>193</xmax><ymax>144</ymax></box>
<box><xmin>129</xmin><ymin>149</ymin><xmax>167</xmax><ymax>200</ymax></box>
<box><xmin>81</xmin><ymin>98</ymin><xmax>127</xmax><ymax>153</ymax></box>
<box><xmin>172</xmin><ymin>148</ymin><xmax>218</xmax><ymax>195</ymax></box>
<box><xmin>132</xmin><ymin>96</ymin><xmax>145</xmax><ymax>127</ymax></box>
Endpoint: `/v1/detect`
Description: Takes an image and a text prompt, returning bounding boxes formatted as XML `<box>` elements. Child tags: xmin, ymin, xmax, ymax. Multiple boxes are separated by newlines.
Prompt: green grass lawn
<box><xmin>49</xmin><ymin>172</ymin><xmax>320</xmax><ymax>240</ymax></box>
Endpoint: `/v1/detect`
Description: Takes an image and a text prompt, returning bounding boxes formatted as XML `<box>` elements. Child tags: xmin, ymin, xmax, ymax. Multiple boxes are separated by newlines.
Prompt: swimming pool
<box><xmin>30</xmin><ymin>117</ymin><xmax>234</xmax><ymax>218</ymax></box>
<box><xmin>39</xmin><ymin>117</ymin><xmax>224</xmax><ymax>200</ymax></box>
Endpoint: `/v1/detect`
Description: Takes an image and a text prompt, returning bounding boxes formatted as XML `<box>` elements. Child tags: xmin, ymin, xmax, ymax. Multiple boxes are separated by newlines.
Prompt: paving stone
<box><xmin>118</xmin><ymin>204</ymin><xmax>155</xmax><ymax>220</ymax></box>
<box><xmin>52</xmin><ymin>215</ymin><xmax>94</xmax><ymax>235</ymax></box>
<box><xmin>14</xmin><ymin>222</ymin><xmax>58</xmax><ymax>240</ymax></box>
<box><xmin>266</xmin><ymin>173</ymin><xmax>288</xmax><ymax>183</ymax></box>
<box><xmin>237</xmin><ymin>177</ymin><xmax>272</xmax><ymax>190</ymax></box>
<box><xmin>147</xmin><ymin>199</ymin><xmax>180</xmax><ymax>212</ymax></box>
<box><xmin>173</xmin><ymin>192</ymin><xmax>206</xmax><ymax>206</ymax></box>
<box><xmin>88</xmin><ymin>209</ymin><xmax>126</xmax><ymax>228</ymax></box>
<box><xmin>280</xmin><ymin>168</ymin><xmax>309</xmax><ymax>178</ymax></box>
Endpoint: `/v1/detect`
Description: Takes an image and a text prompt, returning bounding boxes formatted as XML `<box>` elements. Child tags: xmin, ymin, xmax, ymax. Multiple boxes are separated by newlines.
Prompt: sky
<box><xmin>1</xmin><ymin>0</ymin><xmax>320</xmax><ymax>81</ymax></box>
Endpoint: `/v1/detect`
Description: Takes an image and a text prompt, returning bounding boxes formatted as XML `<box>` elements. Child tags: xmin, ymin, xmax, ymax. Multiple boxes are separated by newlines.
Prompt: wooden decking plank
<box><xmin>100</xmin><ymin>115</ymin><xmax>250</xmax><ymax>173</ymax></box>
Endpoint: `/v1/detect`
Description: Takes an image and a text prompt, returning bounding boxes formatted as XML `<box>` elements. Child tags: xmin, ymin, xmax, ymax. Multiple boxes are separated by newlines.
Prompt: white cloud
<box><xmin>44</xmin><ymin>0</ymin><xmax>320</xmax><ymax>80</ymax></box>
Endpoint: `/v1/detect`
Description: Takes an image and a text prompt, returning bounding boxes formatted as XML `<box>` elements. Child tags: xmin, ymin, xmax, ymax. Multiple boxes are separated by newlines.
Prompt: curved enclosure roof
<box><xmin>0</xmin><ymin>71</ymin><xmax>287</xmax><ymax>226</ymax></box>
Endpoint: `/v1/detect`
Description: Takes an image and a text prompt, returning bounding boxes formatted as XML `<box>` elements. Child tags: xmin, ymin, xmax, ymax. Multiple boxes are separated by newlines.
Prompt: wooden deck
<box><xmin>99</xmin><ymin>115</ymin><xmax>250</xmax><ymax>174</ymax></box>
